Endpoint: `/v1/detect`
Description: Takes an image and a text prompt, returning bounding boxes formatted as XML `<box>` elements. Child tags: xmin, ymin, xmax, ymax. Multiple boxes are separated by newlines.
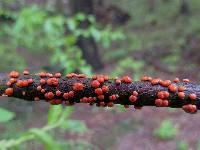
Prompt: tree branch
<box><xmin>0</xmin><ymin>71</ymin><xmax>200</xmax><ymax>114</ymax></box>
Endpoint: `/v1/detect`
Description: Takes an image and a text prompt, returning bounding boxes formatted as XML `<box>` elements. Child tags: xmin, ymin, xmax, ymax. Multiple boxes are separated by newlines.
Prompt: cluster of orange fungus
<box><xmin>129</xmin><ymin>91</ymin><xmax>138</xmax><ymax>103</ymax></box>
<box><xmin>141</xmin><ymin>76</ymin><xmax>152</xmax><ymax>81</ymax></box>
<box><xmin>182</xmin><ymin>104</ymin><xmax>197</xmax><ymax>114</ymax></box>
<box><xmin>91</xmin><ymin>80</ymin><xmax>100</xmax><ymax>88</ymax></box>
<box><xmin>155</xmin><ymin>91</ymin><xmax>169</xmax><ymax>107</ymax></box>
<box><xmin>45</xmin><ymin>92</ymin><xmax>54</xmax><ymax>100</ymax></box>
<box><xmin>47</xmin><ymin>78</ymin><xmax>58</xmax><ymax>86</ymax></box>
<box><xmin>23</xmin><ymin>70</ymin><xmax>29</xmax><ymax>75</ymax></box>
<box><xmin>2</xmin><ymin>71</ymin><xmax>200</xmax><ymax>114</ymax></box>
<box><xmin>109</xmin><ymin>94</ymin><xmax>119</xmax><ymax>101</ymax></box>
<box><xmin>122</xmin><ymin>76</ymin><xmax>132</xmax><ymax>83</ymax></box>
<box><xmin>168</xmin><ymin>84</ymin><xmax>177</xmax><ymax>92</ymax></box>
<box><xmin>189</xmin><ymin>93</ymin><xmax>197</xmax><ymax>101</ymax></box>
<box><xmin>9</xmin><ymin>71</ymin><xmax>20</xmax><ymax>78</ymax></box>
<box><xmin>5</xmin><ymin>88</ymin><xmax>13</xmax><ymax>96</ymax></box>
<box><xmin>178</xmin><ymin>92</ymin><xmax>185</xmax><ymax>99</ymax></box>
<box><xmin>63</xmin><ymin>91</ymin><xmax>74</xmax><ymax>99</ymax></box>
<box><xmin>151</xmin><ymin>78</ymin><xmax>161</xmax><ymax>85</ymax></box>
<box><xmin>73</xmin><ymin>83</ymin><xmax>84</xmax><ymax>91</ymax></box>
<box><xmin>155</xmin><ymin>99</ymin><xmax>169</xmax><ymax>107</ymax></box>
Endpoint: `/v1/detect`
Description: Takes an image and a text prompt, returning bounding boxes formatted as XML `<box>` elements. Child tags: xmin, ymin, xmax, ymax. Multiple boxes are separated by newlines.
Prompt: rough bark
<box><xmin>1</xmin><ymin>72</ymin><xmax>200</xmax><ymax>114</ymax></box>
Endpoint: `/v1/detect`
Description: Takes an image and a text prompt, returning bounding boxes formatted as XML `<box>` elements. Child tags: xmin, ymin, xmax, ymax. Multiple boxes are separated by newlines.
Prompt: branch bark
<box><xmin>1</xmin><ymin>71</ymin><xmax>200</xmax><ymax>114</ymax></box>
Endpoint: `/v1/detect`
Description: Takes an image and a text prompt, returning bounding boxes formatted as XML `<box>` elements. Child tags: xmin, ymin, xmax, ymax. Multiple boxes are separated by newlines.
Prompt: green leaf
<box><xmin>30</xmin><ymin>129</ymin><xmax>61</xmax><ymax>150</ymax></box>
<box><xmin>60</xmin><ymin>119</ymin><xmax>87</xmax><ymax>133</ymax></box>
<box><xmin>176</xmin><ymin>140</ymin><xmax>189</xmax><ymax>150</ymax></box>
<box><xmin>154</xmin><ymin>119</ymin><xmax>178</xmax><ymax>140</ymax></box>
<box><xmin>0</xmin><ymin>107</ymin><xmax>15</xmax><ymax>123</ymax></box>
<box><xmin>47</xmin><ymin>105</ymin><xmax>63</xmax><ymax>125</ymax></box>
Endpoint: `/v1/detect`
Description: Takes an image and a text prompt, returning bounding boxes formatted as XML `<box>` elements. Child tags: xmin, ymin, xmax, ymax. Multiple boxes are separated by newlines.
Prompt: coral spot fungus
<box><xmin>95</xmin><ymin>88</ymin><xmax>103</xmax><ymax>95</ymax></box>
<box><xmin>73</xmin><ymin>83</ymin><xmax>84</xmax><ymax>91</ymax></box>
<box><xmin>122</xmin><ymin>76</ymin><xmax>132</xmax><ymax>83</ymax></box>
<box><xmin>178</xmin><ymin>92</ymin><xmax>185</xmax><ymax>99</ymax></box>
<box><xmin>91</xmin><ymin>80</ymin><xmax>100</xmax><ymax>88</ymax></box>
<box><xmin>5</xmin><ymin>88</ymin><xmax>13</xmax><ymax>96</ymax></box>
<box><xmin>9</xmin><ymin>71</ymin><xmax>20</xmax><ymax>78</ymax></box>
<box><xmin>189</xmin><ymin>93</ymin><xmax>197</xmax><ymax>101</ymax></box>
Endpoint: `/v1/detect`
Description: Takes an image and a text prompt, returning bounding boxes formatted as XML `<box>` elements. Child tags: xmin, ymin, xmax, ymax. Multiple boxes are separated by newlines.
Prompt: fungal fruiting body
<box><xmin>1</xmin><ymin>70</ymin><xmax>200</xmax><ymax>114</ymax></box>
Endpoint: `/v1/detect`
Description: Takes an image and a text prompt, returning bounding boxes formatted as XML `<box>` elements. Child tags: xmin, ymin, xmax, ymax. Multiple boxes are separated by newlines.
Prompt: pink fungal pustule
<box><xmin>173</xmin><ymin>77</ymin><xmax>180</xmax><ymax>83</ymax></box>
<box><xmin>37</xmin><ymin>86</ymin><xmax>42</xmax><ymax>91</ymax></box>
<box><xmin>182</xmin><ymin>104</ymin><xmax>197</xmax><ymax>114</ymax></box>
<box><xmin>47</xmin><ymin>78</ymin><xmax>58</xmax><ymax>86</ymax></box>
<box><xmin>168</xmin><ymin>84</ymin><xmax>177</xmax><ymax>92</ymax></box>
<box><xmin>6</xmin><ymin>81</ymin><xmax>11</xmax><ymax>86</ymax></box>
<box><xmin>151</xmin><ymin>78</ymin><xmax>160</xmax><ymax>85</ymax></box>
<box><xmin>28</xmin><ymin>79</ymin><xmax>33</xmax><ymax>84</ymax></box>
<box><xmin>157</xmin><ymin>91</ymin><xmax>169</xmax><ymax>99</ymax></box>
<box><xmin>97</xmin><ymin>77</ymin><xmax>105</xmax><ymax>83</ymax></box>
<box><xmin>102</xmin><ymin>85</ymin><xmax>109</xmax><ymax>93</ymax></box>
<box><xmin>141</xmin><ymin>76</ymin><xmax>152</xmax><ymax>82</ymax></box>
<box><xmin>41</xmin><ymin>89</ymin><xmax>45</xmax><ymax>93</ymax></box>
<box><xmin>183</xmin><ymin>79</ymin><xmax>190</xmax><ymax>83</ymax></box>
<box><xmin>34</xmin><ymin>97</ymin><xmax>40</xmax><ymax>101</ymax></box>
<box><xmin>63</xmin><ymin>93</ymin><xmax>69</xmax><ymax>99</ymax></box>
<box><xmin>91</xmin><ymin>80</ymin><xmax>100</xmax><ymax>88</ymax></box>
<box><xmin>38</xmin><ymin>72</ymin><xmax>47</xmax><ymax>78</ymax></box>
<box><xmin>23</xmin><ymin>70</ymin><xmax>29</xmax><ymax>75</ymax></box>
<box><xmin>46</xmin><ymin>73</ymin><xmax>53</xmax><ymax>78</ymax></box>
<box><xmin>10</xmin><ymin>78</ymin><xmax>17</xmax><ymax>84</ymax></box>
<box><xmin>5</xmin><ymin>88</ymin><xmax>13</xmax><ymax>96</ymax></box>
<box><xmin>115</xmin><ymin>79</ymin><xmax>121</xmax><ymax>85</ymax></box>
<box><xmin>155</xmin><ymin>99</ymin><xmax>163</xmax><ymax>107</ymax></box>
<box><xmin>189</xmin><ymin>93</ymin><xmax>197</xmax><ymax>101</ymax></box>
<box><xmin>109</xmin><ymin>94</ymin><xmax>118</xmax><ymax>101</ymax></box>
<box><xmin>122</xmin><ymin>76</ymin><xmax>132</xmax><ymax>83</ymax></box>
<box><xmin>45</xmin><ymin>92</ymin><xmax>54</xmax><ymax>100</ymax></box>
<box><xmin>155</xmin><ymin>99</ymin><xmax>169</xmax><ymax>107</ymax></box>
<box><xmin>9</xmin><ymin>71</ymin><xmax>20</xmax><ymax>78</ymax></box>
<box><xmin>50</xmin><ymin>99</ymin><xmax>62</xmax><ymax>105</ymax></box>
<box><xmin>178</xmin><ymin>86</ymin><xmax>186</xmax><ymax>92</ymax></box>
<box><xmin>95</xmin><ymin>88</ymin><xmax>103</xmax><ymax>95</ymax></box>
<box><xmin>129</xmin><ymin>90</ymin><xmax>138</xmax><ymax>103</ymax></box>
<box><xmin>73</xmin><ymin>83</ymin><xmax>84</xmax><ymax>91</ymax></box>
<box><xmin>68</xmin><ymin>91</ymin><xmax>74</xmax><ymax>98</ymax></box>
<box><xmin>40</xmin><ymin>79</ymin><xmax>46</xmax><ymax>85</ymax></box>
<box><xmin>100</xmin><ymin>102</ymin><xmax>105</xmax><ymax>107</ymax></box>
<box><xmin>98</xmin><ymin>95</ymin><xmax>104</xmax><ymax>101</ymax></box>
<box><xmin>54</xmin><ymin>73</ymin><xmax>61</xmax><ymax>78</ymax></box>
<box><xmin>56</xmin><ymin>90</ymin><xmax>62</xmax><ymax>96</ymax></box>
<box><xmin>178</xmin><ymin>92</ymin><xmax>185</xmax><ymax>99</ymax></box>
<box><xmin>129</xmin><ymin>95</ymin><xmax>137</xmax><ymax>103</ymax></box>
<box><xmin>66</xmin><ymin>73</ymin><xmax>77</xmax><ymax>78</ymax></box>
<box><xmin>160</xmin><ymin>80</ymin><xmax>171</xmax><ymax>87</ymax></box>
<box><xmin>107</xmin><ymin>102</ymin><xmax>114</xmax><ymax>107</ymax></box>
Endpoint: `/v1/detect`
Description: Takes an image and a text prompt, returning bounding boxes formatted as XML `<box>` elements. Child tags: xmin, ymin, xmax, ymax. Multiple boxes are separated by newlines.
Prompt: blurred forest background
<box><xmin>0</xmin><ymin>0</ymin><xmax>200</xmax><ymax>150</ymax></box>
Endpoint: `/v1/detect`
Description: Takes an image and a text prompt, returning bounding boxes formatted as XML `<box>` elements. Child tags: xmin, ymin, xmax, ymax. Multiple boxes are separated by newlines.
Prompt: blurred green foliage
<box><xmin>154</xmin><ymin>119</ymin><xmax>178</xmax><ymax>140</ymax></box>
<box><xmin>176</xmin><ymin>140</ymin><xmax>189</xmax><ymax>150</ymax></box>
<box><xmin>0</xmin><ymin>3</ymin><xmax>124</xmax><ymax>74</ymax></box>
<box><xmin>0</xmin><ymin>105</ymin><xmax>91</xmax><ymax>150</ymax></box>
<box><xmin>0</xmin><ymin>108</ymin><xmax>15</xmax><ymax>123</ymax></box>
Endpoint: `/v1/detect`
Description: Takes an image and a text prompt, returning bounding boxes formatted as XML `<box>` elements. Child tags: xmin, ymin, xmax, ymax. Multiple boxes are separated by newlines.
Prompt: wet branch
<box><xmin>0</xmin><ymin>71</ymin><xmax>200</xmax><ymax>114</ymax></box>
